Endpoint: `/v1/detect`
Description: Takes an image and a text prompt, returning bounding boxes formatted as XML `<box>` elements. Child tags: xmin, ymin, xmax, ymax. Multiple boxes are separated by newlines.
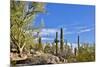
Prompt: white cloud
<box><xmin>78</xmin><ymin>28</ymin><xmax>94</xmax><ymax>33</ymax></box>
<box><xmin>57</xmin><ymin>24</ymin><xmax>79</xmax><ymax>28</ymax></box>
<box><xmin>40</xmin><ymin>28</ymin><xmax>59</xmax><ymax>36</ymax></box>
<box><xmin>38</xmin><ymin>27</ymin><xmax>94</xmax><ymax>42</ymax></box>
<box><xmin>64</xmin><ymin>31</ymin><xmax>74</xmax><ymax>35</ymax></box>
<box><xmin>42</xmin><ymin>37</ymin><xmax>54</xmax><ymax>41</ymax></box>
<box><xmin>75</xmin><ymin>26</ymin><xmax>87</xmax><ymax>29</ymax></box>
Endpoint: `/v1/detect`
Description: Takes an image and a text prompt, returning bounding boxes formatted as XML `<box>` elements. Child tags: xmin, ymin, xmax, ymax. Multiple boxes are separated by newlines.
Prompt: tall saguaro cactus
<box><xmin>74</xmin><ymin>47</ymin><xmax>77</xmax><ymax>56</ymax></box>
<box><xmin>60</xmin><ymin>28</ymin><xmax>64</xmax><ymax>52</ymax></box>
<box><xmin>38</xmin><ymin>36</ymin><xmax>43</xmax><ymax>51</ymax></box>
<box><xmin>77</xmin><ymin>35</ymin><xmax>80</xmax><ymax>53</ymax></box>
<box><xmin>54</xmin><ymin>32</ymin><xmax>59</xmax><ymax>55</ymax></box>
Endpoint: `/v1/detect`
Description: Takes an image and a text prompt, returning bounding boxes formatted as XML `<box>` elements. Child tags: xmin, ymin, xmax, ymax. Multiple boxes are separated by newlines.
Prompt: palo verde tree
<box><xmin>10</xmin><ymin>0</ymin><xmax>45</xmax><ymax>56</ymax></box>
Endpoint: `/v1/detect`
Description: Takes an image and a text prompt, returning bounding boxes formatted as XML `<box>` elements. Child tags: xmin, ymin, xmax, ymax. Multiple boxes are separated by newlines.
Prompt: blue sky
<box><xmin>33</xmin><ymin>3</ymin><xmax>95</xmax><ymax>44</ymax></box>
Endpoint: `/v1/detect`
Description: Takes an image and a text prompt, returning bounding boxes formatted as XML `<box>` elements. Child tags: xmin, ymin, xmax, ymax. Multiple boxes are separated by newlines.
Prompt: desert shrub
<box><xmin>76</xmin><ymin>46</ymin><xmax>95</xmax><ymax>62</ymax></box>
<box><xmin>44</xmin><ymin>43</ymin><xmax>52</xmax><ymax>53</ymax></box>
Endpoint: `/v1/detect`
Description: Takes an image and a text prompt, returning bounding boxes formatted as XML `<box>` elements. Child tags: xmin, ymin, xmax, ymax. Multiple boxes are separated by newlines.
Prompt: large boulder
<box><xmin>29</xmin><ymin>51</ymin><xmax>60</xmax><ymax>64</ymax></box>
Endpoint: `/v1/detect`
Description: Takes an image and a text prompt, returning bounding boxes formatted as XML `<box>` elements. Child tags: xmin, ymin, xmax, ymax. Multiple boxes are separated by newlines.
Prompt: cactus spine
<box><xmin>55</xmin><ymin>32</ymin><xmax>59</xmax><ymax>55</ymax></box>
<box><xmin>60</xmin><ymin>28</ymin><xmax>64</xmax><ymax>52</ymax></box>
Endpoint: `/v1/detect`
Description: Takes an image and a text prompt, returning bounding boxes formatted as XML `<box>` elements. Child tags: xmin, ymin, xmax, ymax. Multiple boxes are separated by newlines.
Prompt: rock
<box><xmin>28</xmin><ymin>51</ymin><xmax>61</xmax><ymax>64</ymax></box>
<box><xmin>11</xmin><ymin>48</ymin><xmax>18</xmax><ymax>53</ymax></box>
<box><xmin>46</xmin><ymin>54</ymin><xmax>60</xmax><ymax>64</ymax></box>
<box><xmin>59</xmin><ymin>57</ymin><xmax>68</xmax><ymax>63</ymax></box>
<box><xmin>30</xmin><ymin>49</ymin><xmax>35</xmax><ymax>54</ymax></box>
<box><xmin>10</xmin><ymin>53</ymin><xmax>28</xmax><ymax>61</ymax></box>
<box><xmin>11</xmin><ymin>51</ymin><xmax>68</xmax><ymax>65</ymax></box>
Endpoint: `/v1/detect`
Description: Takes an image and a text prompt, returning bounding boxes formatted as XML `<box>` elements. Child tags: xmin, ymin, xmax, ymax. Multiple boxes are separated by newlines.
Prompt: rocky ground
<box><xmin>10</xmin><ymin>51</ymin><xmax>68</xmax><ymax>66</ymax></box>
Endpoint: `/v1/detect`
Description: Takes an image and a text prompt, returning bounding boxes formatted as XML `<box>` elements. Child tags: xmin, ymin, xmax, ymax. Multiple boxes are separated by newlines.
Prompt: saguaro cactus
<box><xmin>74</xmin><ymin>47</ymin><xmax>77</xmax><ymax>56</ymax></box>
<box><xmin>77</xmin><ymin>35</ymin><xmax>80</xmax><ymax>53</ymax></box>
<box><xmin>39</xmin><ymin>36</ymin><xmax>41</xmax><ymax>45</ymax></box>
<box><xmin>54</xmin><ymin>32</ymin><xmax>59</xmax><ymax>55</ymax></box>
<box><xmin>65</xmin><ymin>40</ymin><xmax>68</xmax><ymax>46</ymax></box>
<box><xmin>60</xmin><ymin>28</ymin><xmax>64</xmax><ymax>52</ymax></box>
<box><xmin>38</xmin><ymin>36</ymin><xmax>43</xmax><ymax>51</ymax></box>
<box><xmin>70</xmin><ymin>43</ymin><xmax>73</xmax><ymax>50</ymax></box>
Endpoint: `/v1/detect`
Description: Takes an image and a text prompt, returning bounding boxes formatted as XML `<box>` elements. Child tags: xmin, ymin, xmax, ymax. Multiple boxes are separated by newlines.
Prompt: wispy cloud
<box><xmin>42</xmin><ymin>37</ymin><xmax>54</xmax><ymax>41</ymax></box>
<box><xmin>58</xmin><ymin>24</ymin><xmax>95</xmax><ymax>35</ymax></box>
<box><xmin>57</xmin><ymin>23</ymin><xmax>79</xmax><ymax>28</ymax></box>
<box><xmin>40</xmin><ymin>28</ymin><xmax>74</xmax><ymax>37</ymax></box>
<box><xmin>64</xmin><ymin>31</ymin><xmax>74</xmax><ymax>35</ymax></box>
<box><xmin>40</xmin><ymin>28</ymin><xmax>60</xmax><ymax>42</ymax></box>
<box><xmin>78</xmin><ymin>28</ymin><xmax>94</xmax><ymax>33</ymax></box>
<box><xmin>75</xmin><ymin>26</ymin><xmax>87</xmax><ymax>30</ymax></box>
<box><xmin>74</xmin><ymin>25</ymin><xmax>95</xmax><ymax>30</ymax></box>
<box><xmin>40</xmin><ymin>28</ymin><xmax>59</xmax><ymax>36</ymax></box>
<box><xmin>38</xmin><ymin>27</ymin><xmax>94</xmax><ymax>43</ymax></box>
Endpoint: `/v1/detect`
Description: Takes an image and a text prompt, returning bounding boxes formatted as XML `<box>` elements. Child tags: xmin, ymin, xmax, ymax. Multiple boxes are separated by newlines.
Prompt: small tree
<box><xmin>10</xmin><ymin>1</ymin><xmax>45</xmax><ymax>56</ymax></box>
